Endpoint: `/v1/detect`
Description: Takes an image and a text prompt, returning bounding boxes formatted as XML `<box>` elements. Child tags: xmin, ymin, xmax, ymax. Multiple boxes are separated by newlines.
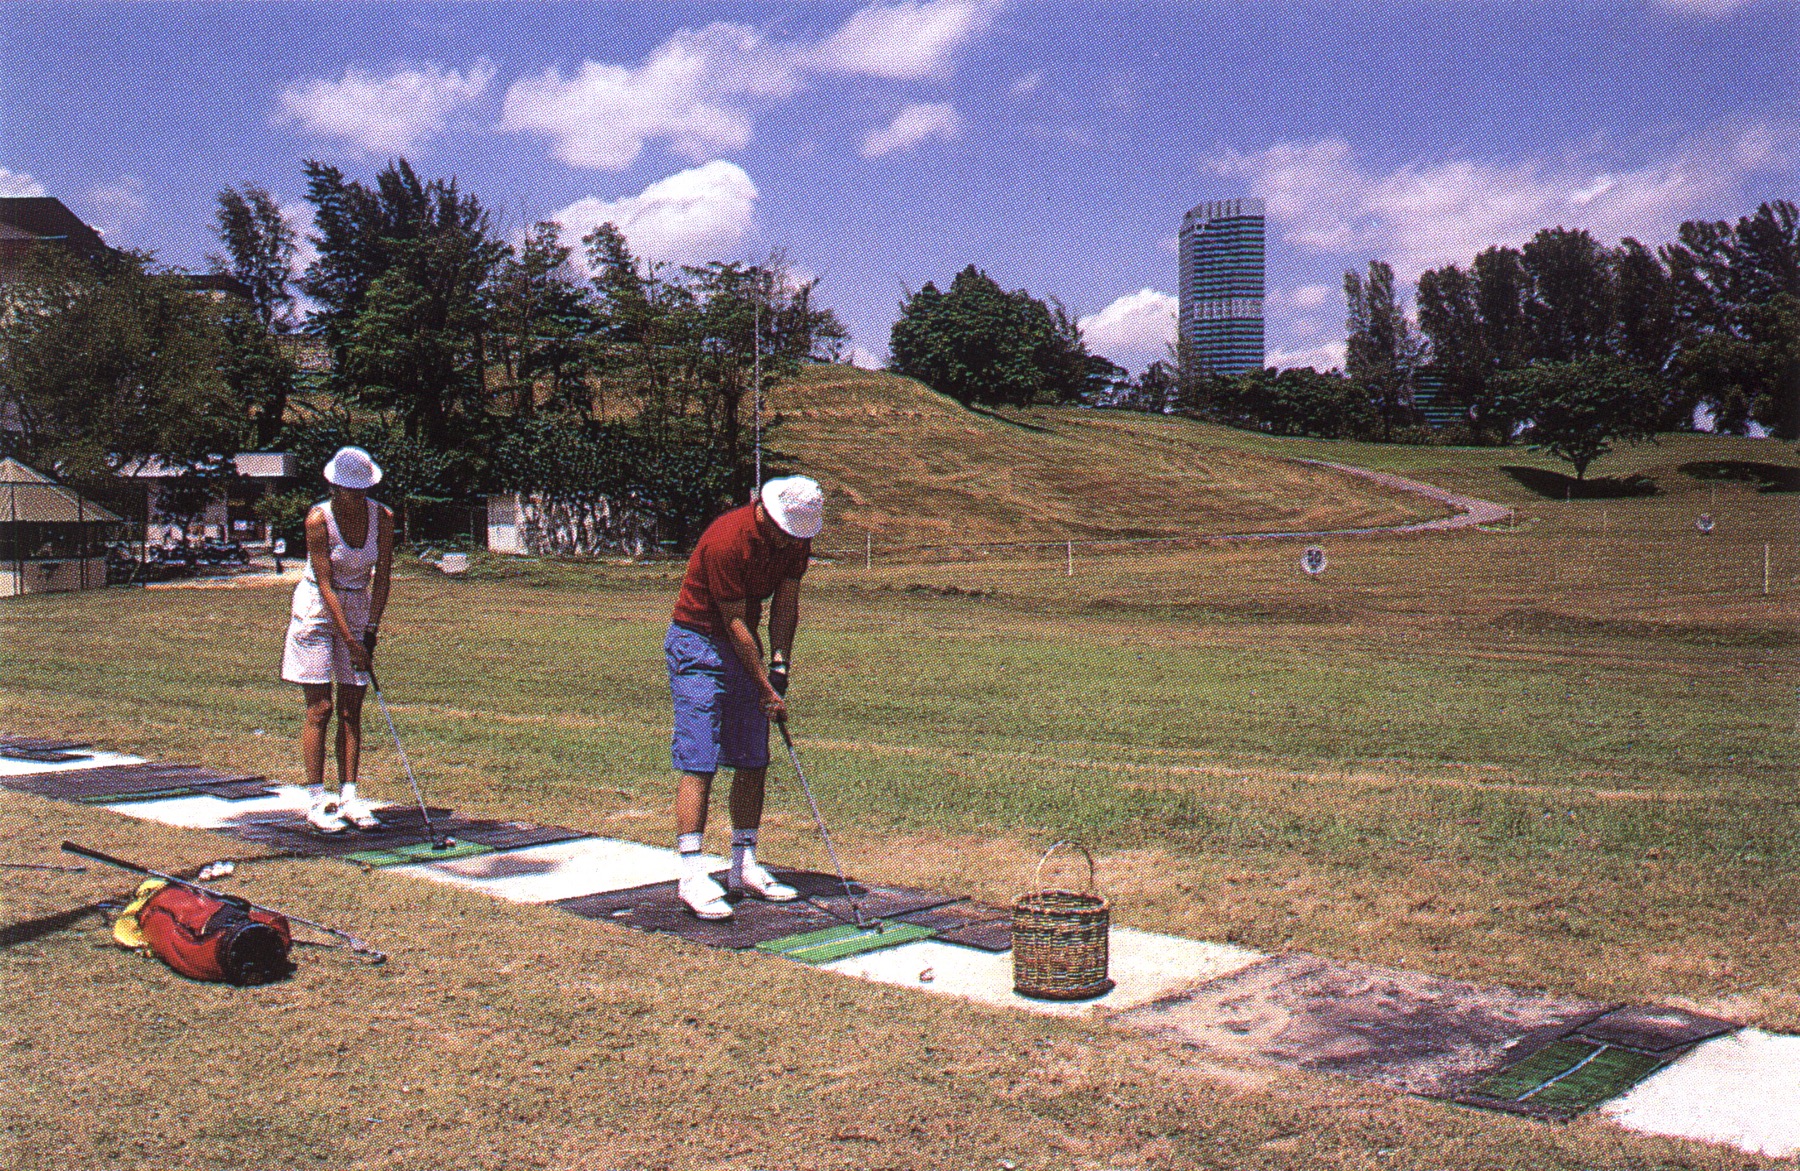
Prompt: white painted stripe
<box><xmin>389</xmin><ymin>837</ymin><xmax>724</xmax><ymax>904</ymax></box>
<box><xmin>106</xmin><ymin>784</ymin><xmax>316</xmax><ymax>829</ymax></box>
<box><xmin>1602</xmin><ymin>1028</ymin><xmax>1800</xmax><ymax>1157</ymax></box>
<box><xmin>0</xmin><ymin>751</ymin><xmax>146</xmax><ymax>777</ymax></box>
<box><xmin>818</xmin><ymin>927</ymin><xmax>1266</xmax><ymax>1018</ymax></box>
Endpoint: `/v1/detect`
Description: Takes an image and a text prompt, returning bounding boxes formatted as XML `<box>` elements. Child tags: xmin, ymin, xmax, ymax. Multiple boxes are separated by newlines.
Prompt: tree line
<box><xmin>1164</xmin><ymin>200</ymin><xmax>1797</xmax><ymax>477</ymax></box>
<box><xmin>0</xmin><ymin>158</ymin><xmax>847</xmax><ymax>549</ymax></box>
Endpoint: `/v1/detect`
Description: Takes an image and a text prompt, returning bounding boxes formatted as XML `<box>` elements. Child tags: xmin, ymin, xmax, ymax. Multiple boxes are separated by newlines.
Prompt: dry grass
<box><xmin>769</xmin><ymin>367</ymin><xmax>1441</xmax><ymax>549</ymax></box>
<box><xmin>2</xmin><ymin>391</ymin><xmax>1796</xmax><ymax>1168</ymax></box>
<box><xmin>0</xmin><ymin>797</ymin><xmax>1778</xmax><ymax>1171</ymax></box>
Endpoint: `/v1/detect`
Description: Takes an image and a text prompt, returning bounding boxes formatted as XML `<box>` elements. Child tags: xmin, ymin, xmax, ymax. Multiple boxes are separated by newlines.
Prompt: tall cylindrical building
<box><xmin>1179</xmin><ymin>198</ymin><xmax>1265</xmax><ymax>377</ymax></box>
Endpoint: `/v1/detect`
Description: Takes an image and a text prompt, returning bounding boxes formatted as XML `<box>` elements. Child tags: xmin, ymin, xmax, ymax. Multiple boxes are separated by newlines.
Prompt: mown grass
<box><xmin>3</xmin><ymin>405</ymin><xmax>1796</xmax><ymax>1168</ymax></box>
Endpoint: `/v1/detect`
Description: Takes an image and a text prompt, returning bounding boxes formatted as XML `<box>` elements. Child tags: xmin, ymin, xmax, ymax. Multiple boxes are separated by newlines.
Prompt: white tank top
<box><xmin>303</xmin><ymin>499</ymin><xmax>381</xmax><ymax>591</ymax></box>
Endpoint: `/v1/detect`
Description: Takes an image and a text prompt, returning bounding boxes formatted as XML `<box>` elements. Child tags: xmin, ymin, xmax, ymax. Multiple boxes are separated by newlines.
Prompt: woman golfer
<box><xmin>280</xmin><ymin>446</ymin><xmax>395</xmax><ymax>833</ymax></box>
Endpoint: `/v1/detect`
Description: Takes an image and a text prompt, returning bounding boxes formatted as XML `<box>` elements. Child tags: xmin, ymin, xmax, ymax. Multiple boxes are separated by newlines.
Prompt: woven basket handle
<box><xmin>1031</xmin><ymin>840</ymin><xmax>1098</xmax><ymax>897</ymax></box>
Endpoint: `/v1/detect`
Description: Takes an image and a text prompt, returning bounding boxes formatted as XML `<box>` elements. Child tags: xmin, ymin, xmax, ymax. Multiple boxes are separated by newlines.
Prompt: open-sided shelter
<box><xmin>1</xmin><ymin>457</ymin><xmax>126</xmax><ymax>597</ymax></box>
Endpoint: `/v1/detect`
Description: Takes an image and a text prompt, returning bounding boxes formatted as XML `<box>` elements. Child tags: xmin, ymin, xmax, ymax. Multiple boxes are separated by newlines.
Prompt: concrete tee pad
<box><xmin>820</xmin><ymin>927</ymin><xmax>1265</xmax><ymax>1018</ymax></box>
<box><xmin>0</xmin><ymin>751</ymin><xmax>144</xmax><ymax>778</ymax></box>
<box><xmin>1113</xmin><ymin>952</ymin><xmax>1613</xmax><ymax>1098</ymax></box>
<box><xmin>389</xmin><ymin>837</ymin><xmax>724</xmax><ymax>904</ymax></box>
<box><xmin>1602</xmin><ymin>1029</ymin><xmax>1800</xmax><ymax>1158</ymax></box>
<box><xmin>556</xmin><ymin>878</ymin><xmax>848</xmax><ymax>948</ymax></box>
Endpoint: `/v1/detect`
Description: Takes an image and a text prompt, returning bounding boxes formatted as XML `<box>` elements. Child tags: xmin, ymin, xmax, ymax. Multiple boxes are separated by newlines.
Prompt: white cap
<box><xmin>322</xmin><ymin>446</ymin><xmax>382</xmax><ymax>490</ymax></box>
<box><xmin>760</xmin><ymin>475</ymin><xmax>824</xmax><ymax>539</ymax></box>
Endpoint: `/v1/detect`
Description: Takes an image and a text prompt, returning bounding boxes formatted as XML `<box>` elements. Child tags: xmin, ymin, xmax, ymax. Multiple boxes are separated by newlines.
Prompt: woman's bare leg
<box><xmin>301</xmin><ymin>683</ymin><xmax>334</xmax><ymax>789</ymax></box>
<box><xmin>335</xmin><ymin>684</ymin><xmax>366</xmax><ymax>789</ymax></box>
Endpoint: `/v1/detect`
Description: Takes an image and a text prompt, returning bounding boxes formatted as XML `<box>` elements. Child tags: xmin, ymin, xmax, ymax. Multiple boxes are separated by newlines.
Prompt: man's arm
<box><xmin>716</xmin><ymin>599</ymin><xmax>784</xmax><ymax>720</ymax></box>
<box><xmin>767</xmin><ymin>579</ymin><xmax>800</xmax><ymax>663</ymax></box>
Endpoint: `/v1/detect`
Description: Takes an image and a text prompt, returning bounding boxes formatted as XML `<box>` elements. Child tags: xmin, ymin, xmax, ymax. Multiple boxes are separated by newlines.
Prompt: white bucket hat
<box><xmin>322</xmin><ymin>446</ymin><xmax>382</xmax><ymax>490</ymax></box>
<box><xmin>760</xmin><ymin>475</ymin><xmax>824</xmax><ymax>540</ymax></box>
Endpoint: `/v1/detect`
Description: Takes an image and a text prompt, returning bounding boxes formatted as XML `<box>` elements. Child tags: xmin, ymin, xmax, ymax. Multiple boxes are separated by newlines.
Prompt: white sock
<box><xmin>730</xmin><ymin>827</ymin><xmax>758</xmax><ymax>886</ymax></box>
<box><xmin>677</xmin><ymin>833</ymin><xmax>709</xmax><ymax>881</ymax></box>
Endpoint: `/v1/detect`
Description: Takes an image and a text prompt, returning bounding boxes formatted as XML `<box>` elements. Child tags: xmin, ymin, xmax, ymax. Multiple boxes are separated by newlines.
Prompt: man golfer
<box><xmin>667</xmin><ymin>475</ymin><xmax>824</xmax><ymax>919</ymax></box>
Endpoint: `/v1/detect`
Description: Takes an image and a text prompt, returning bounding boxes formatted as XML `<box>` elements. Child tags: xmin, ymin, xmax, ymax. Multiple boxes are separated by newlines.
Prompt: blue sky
<box><xmin>3</xmin><ymin>0</ymin><xmax>1795</xmax><ymax>373</ymax></box>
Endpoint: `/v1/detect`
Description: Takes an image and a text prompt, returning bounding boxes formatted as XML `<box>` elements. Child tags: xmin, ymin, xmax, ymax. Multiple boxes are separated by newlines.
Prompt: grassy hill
<box><xmin>765</xmin><ymin>365</ymin><xmax>1444</xmax><ymax>552</ymax></box>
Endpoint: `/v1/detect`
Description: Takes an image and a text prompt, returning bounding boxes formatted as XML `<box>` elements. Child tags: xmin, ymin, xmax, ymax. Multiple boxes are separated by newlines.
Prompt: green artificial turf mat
<box><xmin>1473</xmin><ymin>1040</ymin><xmax>1600</xmax><ymax>1100</ymax></box>
<box><xmin>1473</xmin><ymin>1039</ymin><xmax>1668</xmax><ymax>1113</ymax></box>
<box><xmin>754</xmin><ymin>919</ymin><xmax>936</xmax><ymax>964</ymax></box>
<box><xmin>342</xmin><ymin>839</ymin><xmax>496</xmax><ymax>867</ymax></box>
<box><xmin>1526</xmin><ymin>1046</ymin><xmax>1667</xmax><ymax>1112</ymax></box>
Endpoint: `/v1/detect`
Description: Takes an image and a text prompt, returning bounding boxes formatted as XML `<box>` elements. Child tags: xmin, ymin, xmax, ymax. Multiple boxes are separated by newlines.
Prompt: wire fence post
<box><xmin>1764</xmin><ymin>542</ymin><xmax>1771</xmax><ymax>596</ymax></box>
<box><xmin>864</xmin><ymin>531</ymin><xmax>871</xmax><ymax>570</ymax></box>
<box><xmin>1066</xmin><ymin>540</ymin><xmax>1073</xmax><ymax>577</ymax></box>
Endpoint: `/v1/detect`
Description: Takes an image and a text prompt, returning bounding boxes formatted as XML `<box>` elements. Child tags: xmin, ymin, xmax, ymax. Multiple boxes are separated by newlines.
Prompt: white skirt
<box><xmin>280</xmin><ymin>577</ymin><xmax>371</xmax><ymax>687</ymax></box>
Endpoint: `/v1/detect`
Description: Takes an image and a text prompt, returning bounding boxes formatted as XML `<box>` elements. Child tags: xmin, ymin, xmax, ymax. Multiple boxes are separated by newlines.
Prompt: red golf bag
<box><xmin>137</xmin><ymin>883</ymin><xmax>294</xmax><ymax>985</ymax></box>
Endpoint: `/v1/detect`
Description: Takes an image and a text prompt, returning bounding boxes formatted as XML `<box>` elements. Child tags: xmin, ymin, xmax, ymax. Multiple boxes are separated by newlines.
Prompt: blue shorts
<box><xmin>666</xmin><ymin>623</ymin><xmax>769</xmax><ymax>774</ymax></box>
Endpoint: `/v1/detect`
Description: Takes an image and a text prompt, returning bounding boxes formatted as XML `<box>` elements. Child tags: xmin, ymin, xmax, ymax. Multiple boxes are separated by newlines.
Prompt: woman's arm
<box><xmin>306</xmin><ymin>508</ymin><xmax>367</xmax><ymax>670</ymax></box>
<box><xmin>367</xmin><ymin>504</ymin><xmax>396</xmax><ymax>630</ymax></box>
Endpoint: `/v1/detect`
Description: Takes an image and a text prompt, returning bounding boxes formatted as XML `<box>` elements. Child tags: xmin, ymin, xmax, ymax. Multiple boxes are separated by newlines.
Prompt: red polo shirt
<box><xmin>670</xmin><ymin>504</ymin><xmax>811</xmax><ymax>637</ymax></box>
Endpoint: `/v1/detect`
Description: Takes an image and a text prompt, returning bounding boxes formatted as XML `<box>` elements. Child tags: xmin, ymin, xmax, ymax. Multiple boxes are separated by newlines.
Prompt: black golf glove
<box><xmin>362</xmin><ymin>628</ymin><xmax>379</xmax><ymax>654</ymax></box>
<box><xmin>768</xmin><ymin>656</ymin><xmax>789</xmax><ymax>697</ymax></box>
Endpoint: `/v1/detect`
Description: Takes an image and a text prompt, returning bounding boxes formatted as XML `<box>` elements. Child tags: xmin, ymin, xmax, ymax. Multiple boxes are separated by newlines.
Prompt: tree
<box><xmin>210</xmin><ymin>185</ymin><xmax>301</xmax><ymax>448</ymax></box>
<box><xmin>490</xmin><ymin>221</ymin><xmax>592</xmax><ymax>418</ymax></box>
<box><xmin>889</xmin><ymin>265</ymin><xmax>1090</xmax><ymax>408</ymax></box>
<box><xmin>299</xmin><ymin>158</ymin><xmax>507</xmax><ymax>449</ymax></box>
<box><xmin>1521</xmin><ymin>227</ymin><xmax>1613</xmax><ymax>364</ymax></box>
<box><xmin>1416</xmin><ymin>263</ymin><xmax>1486</xmax><ymax>433</ymax></box>
<box><xmin>1491</xmin><ymin>355</ymin><xmax>1659</xmax><ymax>479</ymax></box>
<box><xmin>1344</xmin><ymin>260</ymin><xmax>1422</xmax><ymax>440</ymax></box>
<box><xmin>0</xmin><ymin>247</ymin><xmax>241</xmax><ymax>475</ymax></box>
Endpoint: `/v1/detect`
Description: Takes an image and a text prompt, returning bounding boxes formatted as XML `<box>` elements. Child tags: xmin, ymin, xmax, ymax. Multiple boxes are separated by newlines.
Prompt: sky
<box><xmin>2</xmin><ymin>0</ymin><xmax>1795</xmax><ymax>374</ymax></box>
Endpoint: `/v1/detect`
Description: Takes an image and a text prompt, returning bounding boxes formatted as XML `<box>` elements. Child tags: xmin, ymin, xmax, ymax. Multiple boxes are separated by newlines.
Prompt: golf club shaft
<box><xmin>776</xmin><ymin>720</ymin><xmax>869</xmax><ymax>929</ymax></box>
<box><xmin>61</xmin><ymin>841</ymin><xmax>386</xmax><ymax>963</ymax></box>
<box><xmin>0</xmin><ymin>861</ymin><xmax>86</xmax><ymax>872</ymax></box>
<box><xmin>368</xmin><ymin>670</ymin><xmax>439</xmax><ymax>847</ymax></box>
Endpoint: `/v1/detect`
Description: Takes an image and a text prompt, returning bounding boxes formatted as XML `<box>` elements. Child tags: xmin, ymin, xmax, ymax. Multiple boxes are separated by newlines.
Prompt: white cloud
<box><xmin>549</xmin><ymin>160</ymin><xmax>759</xmax><ymax>269</ymax></box>
<box><xmin>812</xmin><ymin>0</ymin><xmax>1000</xmax><ymax>81</ymax></box>
<box><xmin>860</xmin><ymin>102</ymin><xmax>963</xmax><ymax>159</ymax></box>
<box><xmin>1266</xmin><ymin>340</ymin><xmax>1346</xmax><ymax>372</ymax></box>
<box><xmin>1010</xmin><ymin>70</ymin><xmax>1043</xmax><ymax>96</ymax></box>
<box><xmin>845</xmin><ymin>345</ymin><xmax>885</xmax><ymax>369</ymax></box>
<box><xmin>1078</xmin><ymin>288</ymin><xmax>1177</xmax><ymax>374</ymax></box>
<box><xmin>277</xmin><ymin>60</ymin><xmax>495</xmax><ymax>154</ymax></box>
<box><xmin>281</xmin><ymin>200</ymin><xmax>320</xmax><ymax>277</ymax></box>
<box><xmin>1655</xmin><ymin>0</ymin><xmax>1758</xmax><ymax>15</ymax></box>
<box><xmin>1208</xmin><ymin>124</ymin><xmax>1796</xmax><ymax>281</ymax></box>
<box><xmin>88</xmin><ymin>176</ymin><xmax>147</xmax><ymax>237</ymax></box>
<box><xmin>1288</xmin><ymin>283</ymin><xmax>1332</xmax><ymax>310</ymax></box>
<box><xmin>0</xmin><ymin>166</ymin><xmax>46</xmax><ymax>197</ymax></box>
<box><xmin>503</xmin><ymin>1</ymin><xmax>997</xmax><ymax>171</ymax></box>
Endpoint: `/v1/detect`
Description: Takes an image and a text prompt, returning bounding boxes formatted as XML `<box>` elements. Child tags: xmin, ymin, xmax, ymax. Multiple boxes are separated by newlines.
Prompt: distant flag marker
<box><xmin>1301</xmin><ymin>546</ymin><xmax>1327</xmax><ymax>576</ymax></box>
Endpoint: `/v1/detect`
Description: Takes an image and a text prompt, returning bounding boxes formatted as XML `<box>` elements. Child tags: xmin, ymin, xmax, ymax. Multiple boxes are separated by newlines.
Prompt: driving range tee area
<box><xmin>4</xmin><ymin>734</ymin><xmax>1797</xmax><ymax>1164</ymax></box>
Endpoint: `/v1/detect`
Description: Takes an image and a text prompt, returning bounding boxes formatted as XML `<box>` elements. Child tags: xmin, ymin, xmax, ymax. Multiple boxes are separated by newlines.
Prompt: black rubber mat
<box><xmin>3</xmin><ymin>764</ymin><xmax>263</xmax><ymax>801</ymax></box>
<box><xmin>556</xmin><ymin>879</ymin><xmax>845</xmax><ymax>948</ymax></box>
<box><xmin>0</xmin><ymin>735</ymin><xmax>92</xmax><ymax>753</ymax></box>
<box><xmin>1116</xmin><ymin>953</ymin><xmax>1615</xmax><ymax>1101</ymax></box>
<box><xmin>765</xmin><ymin>868</ymin><xmax>962</xmax><ymax>921</ymax></box>
<box><xmin>190</xmin><ymin>779</ymin><xmax>279</xmax><ymax>800</ymax></box>
<box><xmin>1576</xmin><ymin>1004</ymin><xmax>1738</xmax><ymax>1052</ymax></box>
<box><xmin>216</xmin><ymin>808</ymin><xmax>462</xmax><ymax>857</ymax></box>
<box><xmin>452</xmin><ymin>820</ymin><xmax>587</xmax><ymax>851</ymax></box>
<box><xmin>891</xmin><ymin>900</ymin><xmax>1012</xmax><ymax>951</ymax></box>
<box><xmin>0</xmin><ymin>747</ymin><xmax>88</xmax><ymax>763</ymax></box>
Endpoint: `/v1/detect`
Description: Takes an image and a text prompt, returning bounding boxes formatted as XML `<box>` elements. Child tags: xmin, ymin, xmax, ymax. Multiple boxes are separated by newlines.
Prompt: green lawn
<box><xmin>3</xmin><ymin>426</ymin><xmax>1796</xmax><ymax>1170</ymax></box>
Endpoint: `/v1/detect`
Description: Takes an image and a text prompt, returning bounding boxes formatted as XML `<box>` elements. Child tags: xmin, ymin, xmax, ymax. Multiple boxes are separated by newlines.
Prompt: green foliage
<box><xmin>1492</xmin><ymin>355</ymin><xmax>1660</xmax><ymax>478</ymax></box>
<box><xmin>0</xmin><ymin>247</ymin><xmax>242</xmax><ymax>476</ymax></box>
<box><xmin>1201</xmin><ymin>368</ymin><xmax>1377</xmax><ymax>439</ymax></box>
<box><xmin>490</xmin><ymin>221</ymin><xmax>592</xmax><ymax>417</ymax></box>
<box><xmin>209</xmin><ymin>183</ymin><xmax>297</xmax><ymax>331</ymax></box>
<box><xmin>1344</xmin><ymin>260</ymin><xmax>1423</xmax><ymax>439</ymax></box>
<box><xmin>252</xmin><ymin>487</ymin><xmax>314</xmax><ymax>544</ymax></box>
<box><xmin>889</xmin><ymin>265</ymin><xmax>1090</xmax><ymax>407</ymax></box>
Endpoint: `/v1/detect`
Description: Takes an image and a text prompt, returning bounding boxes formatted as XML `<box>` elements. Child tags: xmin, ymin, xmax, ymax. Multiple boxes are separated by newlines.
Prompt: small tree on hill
<box><xmin>889</xmin><ymin>265</ymin><xmax>1090</xmax><ymax>407</ymax></box>
<box><xmin>1491</xmin><ymin>355</ymin><xmax>1659</xmax><ymax>479</ymax></box>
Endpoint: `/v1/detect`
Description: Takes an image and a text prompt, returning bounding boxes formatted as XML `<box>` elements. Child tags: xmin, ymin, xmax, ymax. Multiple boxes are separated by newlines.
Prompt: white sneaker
<box><xmin>339</xmin><ymin>796</ymin><xmax>384</xmax><ymax>831</ymax></box>
<box><xmin>678</xmin><ymin>872</ymin><xmax>734</xmax><ymax>920</ymax></box>
<box><xmin>307</xmin><ymin>798</ymin><xmax>348</xmax><ymax>835</ymax></box>
<box><xmin>731</xmin><ymin>858</ymin><xmax>799</xmax><ymax>902</ymax></box>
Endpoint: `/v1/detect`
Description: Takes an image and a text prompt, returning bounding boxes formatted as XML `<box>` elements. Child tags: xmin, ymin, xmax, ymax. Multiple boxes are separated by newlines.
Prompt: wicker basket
<box><xmin>1012</xmin><ymin>841</ymin><xmax>1113</xmax><ymax>1001</ymax></box>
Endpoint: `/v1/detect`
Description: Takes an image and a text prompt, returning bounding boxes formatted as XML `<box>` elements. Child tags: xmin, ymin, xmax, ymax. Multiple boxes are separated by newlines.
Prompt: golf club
<box><xmin>61</xmin><ymin>840</ymin><xmax>386</xmax><ymax>964</ymax></box>
<box><xmin>366</xmin><ymin>668</ymin><xmax>454</xmax><ymax>852</ymax></box>
<box><xmin>776</xmin><ymin>717</ymin><xmax>874</xmax><ymax>930</ymax></box>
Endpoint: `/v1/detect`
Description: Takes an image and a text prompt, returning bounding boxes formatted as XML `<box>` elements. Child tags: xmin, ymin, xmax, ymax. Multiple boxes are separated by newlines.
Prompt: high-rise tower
<box><xmin>1178</xmin><ymin>198</ymin><xmax>1265</xmax><ymax>377</ymax></box>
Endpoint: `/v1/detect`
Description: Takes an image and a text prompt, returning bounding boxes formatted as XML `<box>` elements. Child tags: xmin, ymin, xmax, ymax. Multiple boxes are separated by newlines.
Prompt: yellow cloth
<box><xmin>111</xmin><ymin>878</ymin><xmax>167</xmax><ymax>950</ymax></box>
